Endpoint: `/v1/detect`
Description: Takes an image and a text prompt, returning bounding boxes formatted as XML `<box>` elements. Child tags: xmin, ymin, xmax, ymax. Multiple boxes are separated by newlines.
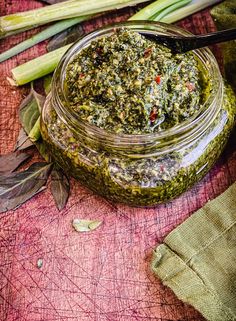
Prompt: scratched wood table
<box><xmin>1</xmin><ymin>1</ymin><xmax>236</xmax><ymax>321</ymax></box>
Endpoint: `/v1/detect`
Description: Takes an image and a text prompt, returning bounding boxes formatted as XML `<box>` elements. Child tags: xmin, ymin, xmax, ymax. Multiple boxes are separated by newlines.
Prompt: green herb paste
<box><xmin>65</xmin><ymin>29</ymin><xmax>206</xmax><ymax>134</ymax></box>
<box><xmin>41</xmin><ymin>29</ymin><xmax>236</xmax><ymax>206</ymax></box>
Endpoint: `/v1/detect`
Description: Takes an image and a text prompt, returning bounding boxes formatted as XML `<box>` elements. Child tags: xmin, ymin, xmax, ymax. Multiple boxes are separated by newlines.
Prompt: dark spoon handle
<box><xmin>145</xmin><ymin>28</ymin><xmax>236</xmax><ymax>53</ymax></box>
<box><xmin>181</xmin><ymin>28</ymin><xmax>236</xmax><ymax>52</ymax></box>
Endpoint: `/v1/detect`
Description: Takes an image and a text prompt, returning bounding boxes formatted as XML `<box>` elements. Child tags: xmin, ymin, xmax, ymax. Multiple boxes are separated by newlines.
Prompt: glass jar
<box><xmin>41</xmin><ymin>21</ymin><xmax>235</xmax><ymax>206</ymax></box>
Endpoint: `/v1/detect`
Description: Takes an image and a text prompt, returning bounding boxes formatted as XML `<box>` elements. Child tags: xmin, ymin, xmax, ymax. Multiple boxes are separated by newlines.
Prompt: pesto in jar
<box><xmin>41</xmin><ymin>26</ymin><xmax>236</xmax><ymax>206</ymax></box>
<box><xmin>65</xmin><ymin>29</ymin><xmax>206</xmax><ymax>134</ymax></box>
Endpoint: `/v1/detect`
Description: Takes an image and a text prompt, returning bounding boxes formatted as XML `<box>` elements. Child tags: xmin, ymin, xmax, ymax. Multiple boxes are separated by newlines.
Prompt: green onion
<box><xmin>129</xmin><ymin>0</ymin><xmax>183</xmax><ymax>20</ymax></box>
<box><xmin>0</xmin><ymin>0</ymin><xmax>149</xmax><ymax>39</ymax></box>
<box><xmin>0</xmin><ymin>16</ymin><xmax>89</xmax><ymax>63</ymax></box>
<box><xmin>160</xmin><ymin>0</ymin><xmax>222</xmax><ymax>23</ymax></box>
<box><xmin>151</xmin><ymin>0</ymin><xmax>191</xmax><ymax>21</ymax></box>
<box><xmin>11</xmin><ymin>44</ymin><xmax>71</xmax><ymax>86</ymax></box>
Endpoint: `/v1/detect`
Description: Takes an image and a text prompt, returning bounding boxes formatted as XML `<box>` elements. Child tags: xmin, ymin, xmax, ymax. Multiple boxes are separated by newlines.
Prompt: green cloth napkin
<box><xmin>151</xmin><ymin>182</ymin><xmax>236</xmax><ymax>321</ymax></box>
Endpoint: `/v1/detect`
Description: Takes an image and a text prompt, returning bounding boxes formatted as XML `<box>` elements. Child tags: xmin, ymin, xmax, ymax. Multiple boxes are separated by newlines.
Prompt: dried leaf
<box><xmin>0</xmin><ymin>152</ymin><xmax>31</xmax><ymax>175</ymax></box>
<box><xmin>19</xmin><ymin>85</ymin><xmax>45</xmax><ymax>138</ymax></box>
<box><xmin>51</xmin><ymin>168</ymin><xmax>70</xmax><ymax>211</ymax></box>
<box><xmin>47</xmin><ymin>24</ymin><xmax>85</xmax><ymax>51</ymax></box>
<box><xmin>0</xmin><ymin>162</ymin><xmax>52</xmax><ymax>213</ymax></box>
<box><xmin>72</xmin><ymin>219</ymin><xmax>102</xmax><ymax>232</ymax></box>
<box><xmin>15</xmin><ymin>128</ymin><xmax>34</xmax><ymax>151</ymax></box>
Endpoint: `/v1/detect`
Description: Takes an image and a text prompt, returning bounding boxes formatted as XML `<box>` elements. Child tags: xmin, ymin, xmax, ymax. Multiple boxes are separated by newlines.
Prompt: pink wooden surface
<box><xmin>1</xmin><ymin>1</ymin><xmax>236</xmax><ymax>320</ymax></box>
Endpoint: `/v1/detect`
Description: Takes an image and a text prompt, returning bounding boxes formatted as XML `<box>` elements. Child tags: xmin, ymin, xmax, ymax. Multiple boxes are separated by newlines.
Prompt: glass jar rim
<box><xmin>51</xmin><ymin>20</ymin><xmax>223</xmax><ymax>152</ymax></box>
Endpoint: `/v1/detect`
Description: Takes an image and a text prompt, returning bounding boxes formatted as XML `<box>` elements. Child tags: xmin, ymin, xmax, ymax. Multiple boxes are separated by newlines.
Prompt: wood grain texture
<box><xmin>0</xmin><ymin>1</ymin><xmax>236</xmax><ymax>320</ymax></box>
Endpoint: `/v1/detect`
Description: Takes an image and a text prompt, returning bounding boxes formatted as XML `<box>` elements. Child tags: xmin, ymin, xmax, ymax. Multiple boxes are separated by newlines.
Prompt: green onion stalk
<box><xmin>10</xmin><ymin>44</ymin><xmax>71</xmax><ymax>86</ymax></box>
<box><xmin>160</xmin><ymin>0</ymin><xmax>222</xmax><ymax>23</ymax></box>
<box><xmin>0</xmin><ymin>0</ymin><xmax>149</xmax><ymax>39</ymax></box>
<box><xmin>129</xmin><ymin>0</ymin><xmax>188</xmax><ymax>20</ymax></box>
<box><xmin>151</xmin><ymin>0</ymin><xmax>191</xmax><ymax>21</ymax></box>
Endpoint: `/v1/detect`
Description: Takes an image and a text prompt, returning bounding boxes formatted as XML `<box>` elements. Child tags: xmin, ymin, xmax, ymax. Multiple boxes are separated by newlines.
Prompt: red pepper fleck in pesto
<box><xmin>155</xmin><ymin>75</ymin><xmax>161</xmax><ymax>85</ymax></box>
<box><xmin>144</xmin><ymin>47</ymin><xmax>153</xmax><ymax>58</ymax></box>
<box><xmin>150</xmin><ymin>107</ymin><xmax>158</xmax><ymax>123</ymax></box>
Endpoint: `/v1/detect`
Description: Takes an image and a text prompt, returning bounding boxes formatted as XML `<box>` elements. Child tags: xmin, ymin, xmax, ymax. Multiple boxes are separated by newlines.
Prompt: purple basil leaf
<box><xmin>35</xmin><ymin>140</ymin><xmax>52</xmax><ymax>163</ymax></box>
<box><xmin>51</xmin><ymin>168</ymin><xmax>70</xmax><ymax>211</ymax></box>
<box><xmin>15</xmin><ymin>128</ymin><xmax>34</xmax><ymax>151</ymax></box>
<box><xmin>47</xmin><ymin>24</ymin><xmax>85</xmax><ymax>51</ymax></box>
<box><xmin>0</xmin><ymin>152</ymin><xmax>31</xmax><ymax>175</ymax></box>
<box><xmin>0</xmin><ymin>162</ymin><xmax>52</xmax><ymax>213</ymax></box>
